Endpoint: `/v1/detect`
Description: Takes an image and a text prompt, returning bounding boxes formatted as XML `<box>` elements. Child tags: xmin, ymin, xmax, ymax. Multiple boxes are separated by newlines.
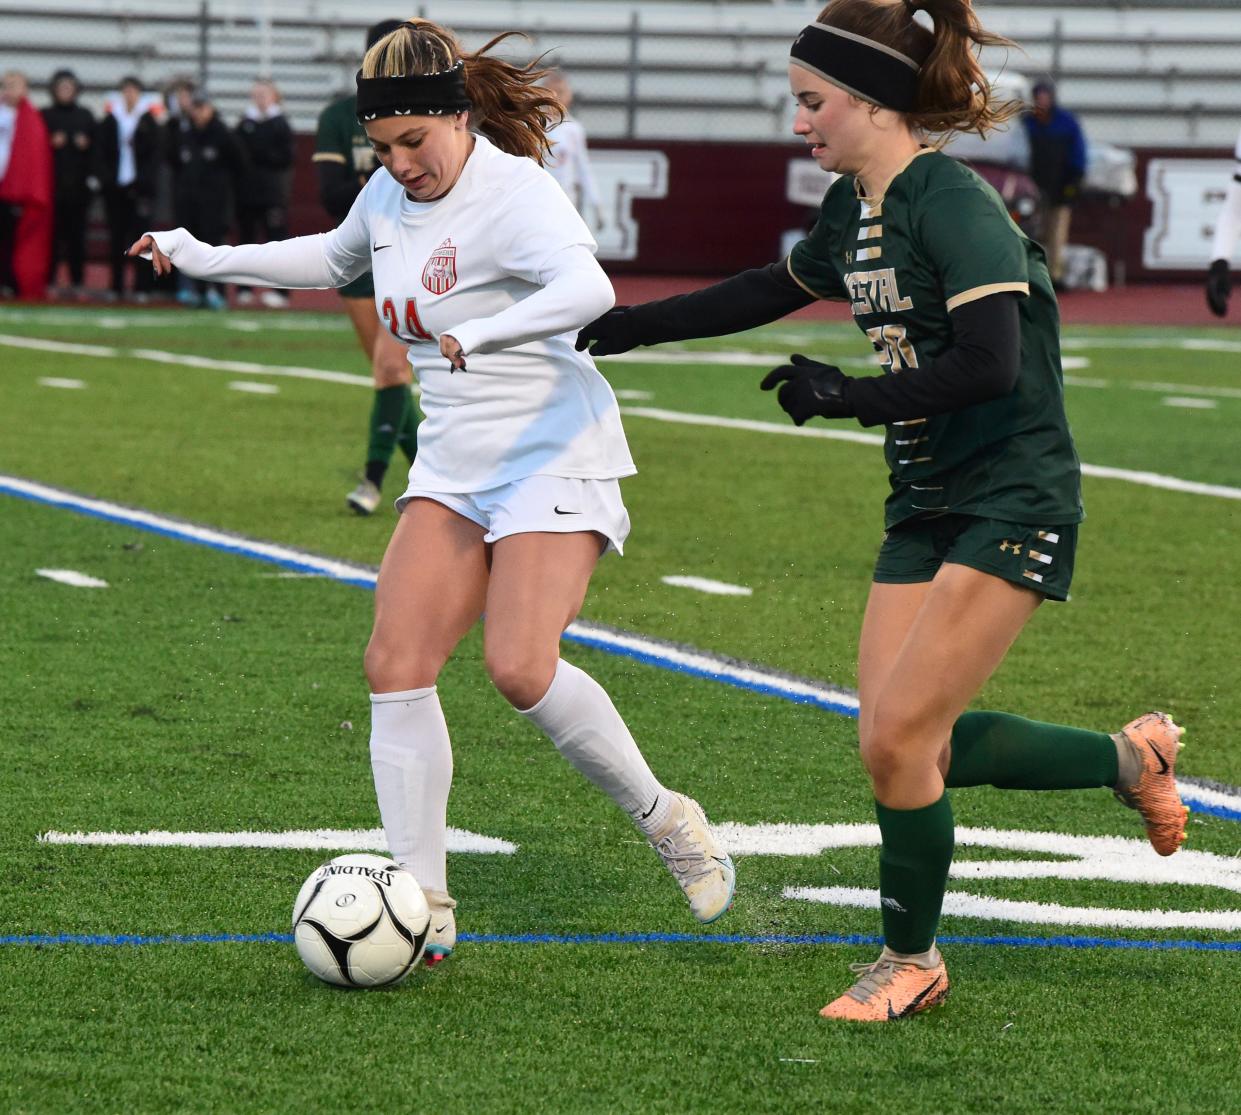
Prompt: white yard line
<box><xmin>4</xmin><ymin>334</ymin><xmax>118</xmax><ymax>357</ymax></box>
<box><xmin>0</xmin><ymin>334</ymin><xmax>382</xmax><ymax>389</ymax></box>
<box><xmin>1061</xmin><ymin>335</ymin><xmax>1241</xmax><ymax>355</ymax></box>
<box><xmin>1162</xmin><ymin>397</ymin><xmax>1218</xmax><ymax>409</ymax></box>
<box><xmin>37</xmin><ymin>377</ymin><xmax>86</xmax><ymax>389</ymax></box>
<box><xmin>3</xmin><ymin>334</ymin><xmax>1238</xmax><ymax>501</ymax></box>
<box><xmin>35</xmin><ymin>568</ymin><xmax>108</xmax><ymax>588</ymax></box>
<box><xmin>128</xmin><ymin>347</ymin><xmax>372</xmax><ymax>387</ymax></box>
<box><xmin>40</xmin><ymin>827</ymin><xmax>517</xmax><ymax>854</ymax></box>
<box><xmin>603</xmin><ymin>349</ymin><xmax>881</xmax><ymax>370</ymax></box>
<box><xmin>786</xmin><ymin>885</ymin><xmax>1241</xmax><ymax>931</ymax></box>
<box><xmin>619</xmin><ymin>406</ymin><xmax>1241</xmax><ymax>501</ymax></box>
<box><xmin>228</xmin><ymin>381</ymin><xmax>280</xmax><ymax>395</ymax></box>
<box><xmin>1063</xmin><ymin>375</ymin><xmax>1110</xmax><ymax>388</ymax></box>
<box><xmin>661</xmin><ymin>575</ymin><xmax>753</xmax><ymax>596</ymax></box>
<box><xmin>0</xmin><ymin>308</ymin><xmax>350</xmax><ymax>331</ymax></box>
<box><xmin>1134</xmin><ymin>381</ymin><xmax>1241</xmax><ymax>400</ymax></box>
<box><xmin>621</xmin><ymin>405</ymin><xmax>885</xmax><ymax>447</ymax></box>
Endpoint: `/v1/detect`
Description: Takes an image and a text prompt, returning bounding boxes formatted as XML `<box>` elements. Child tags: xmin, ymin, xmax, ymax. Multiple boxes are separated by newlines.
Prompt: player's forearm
<box><xmin>1211</xmin><ymin>176</ymin><xmax>1241</xmax><ymax>263</ymax></box>
<box><xmin>847</xmin><ymin>293</ymin><xmax>1022</xmax><ymax>427</ymax></box>
<box><xmin>449</xmin><ymin>248</ymin><xmax>616</xmax><ymax>356</ymax></box>
<box><xmin>146</xmin><ymin>227</ymin><xmax>339</xmax><ymax>288</ymax></box>
<box><xmin>627</xmin><ymin>262</ymin><xmax>816</xmax><ymax>345</ymax></box>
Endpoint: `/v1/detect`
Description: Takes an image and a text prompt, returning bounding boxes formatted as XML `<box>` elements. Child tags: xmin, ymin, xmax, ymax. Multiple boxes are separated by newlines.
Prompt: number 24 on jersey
<box><xmin>381</xmin><ymin>297</ymin><xmax>432</xmax><ymax>343</ymax></box>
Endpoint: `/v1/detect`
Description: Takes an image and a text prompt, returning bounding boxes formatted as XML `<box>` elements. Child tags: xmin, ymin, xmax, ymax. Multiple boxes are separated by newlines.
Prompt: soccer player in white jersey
<box><xmin>544</xmin><ymin>70</ymin><xmax>605</xmax><ymax>231</ymax></box>
<box><xmin>128</xmin><ymin>17</ymin><xmax>734</xmax><ymax>966</ymax></box>
<box><xmin>1206</xmin><ymin>124</ymin><xmax>1241</xmax><ymax>317</ymax></box>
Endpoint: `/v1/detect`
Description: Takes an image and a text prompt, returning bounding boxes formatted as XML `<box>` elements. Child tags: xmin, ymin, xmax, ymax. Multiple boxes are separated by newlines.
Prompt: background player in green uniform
<box><xmin>313</xmin><ymin>19</ymin><xmax>419</xmax><ymax>515</ymax></box>
<box><xmin>578</xmin><ymin>0</ymin><xmax>1190</xmax><ymax>1022</ymax></box>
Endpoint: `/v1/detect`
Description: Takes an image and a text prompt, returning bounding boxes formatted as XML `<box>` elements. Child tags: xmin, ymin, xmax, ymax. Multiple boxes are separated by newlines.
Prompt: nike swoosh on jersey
<box><xmin>553</xmin><ymin>506</ymin><xmax>581</xmax><ymax>515</ymax></box>
<box><xmin>373</xmin><ymin>243</ymin><xmax>391</xmax><ymax>251</ymax></box>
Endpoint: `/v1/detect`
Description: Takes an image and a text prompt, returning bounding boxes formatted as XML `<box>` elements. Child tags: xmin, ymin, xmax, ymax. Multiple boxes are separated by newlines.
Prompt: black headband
<box><xmin>790</xmin><ymin>22</ymin><xmax>920</xmax><ymax>112</ymax></box>
<box><xmin>355</xmin><ymin>61</ymin><xmax>472</xmax><ymax>123</ymax></box>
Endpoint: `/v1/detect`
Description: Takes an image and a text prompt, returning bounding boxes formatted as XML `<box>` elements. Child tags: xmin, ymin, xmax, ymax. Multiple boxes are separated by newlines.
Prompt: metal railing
<box><xmin>2</xmin><ymin>2</ymin><xmax>1238</xmax><ymax>147</ymax></box>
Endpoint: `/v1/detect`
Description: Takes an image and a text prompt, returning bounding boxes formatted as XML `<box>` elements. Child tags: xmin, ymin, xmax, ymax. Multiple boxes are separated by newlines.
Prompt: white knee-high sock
<box><xmin>369</xmin><ymin>686</ymin><xmax>453</xmax><ymax>893</ymax></box>
<box><xmin>520</xmin><ymin>659</ymin><xmax>671</xmax><ymax>832</ymax></box>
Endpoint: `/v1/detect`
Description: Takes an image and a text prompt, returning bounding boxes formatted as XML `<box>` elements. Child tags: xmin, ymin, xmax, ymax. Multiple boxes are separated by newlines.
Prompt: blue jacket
<box><xmin>1022</xmin><ymin>106</ymin><xmax>1087</xmax><ymax>203</ymax></box>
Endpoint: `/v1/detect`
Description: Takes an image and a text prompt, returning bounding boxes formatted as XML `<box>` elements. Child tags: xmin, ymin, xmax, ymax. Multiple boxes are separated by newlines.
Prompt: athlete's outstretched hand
<box><xmin>760</xmin><ymin>354</ymin><xmax>852</xmax><ymax>426</ymax></box>
<box><xmin>576</xmin><ymin>306</ymin><xmax>638</xmax><ymax>357</ymax></box>
<box><xmin>1207</xmin><ymin>258</ymin><xmax>1231</xmax><ymax>318</ymax></box>
<box><xmin>127</xmin><ymin>233</ymin><xmax>173</xmax><ymax>278</ymax></box>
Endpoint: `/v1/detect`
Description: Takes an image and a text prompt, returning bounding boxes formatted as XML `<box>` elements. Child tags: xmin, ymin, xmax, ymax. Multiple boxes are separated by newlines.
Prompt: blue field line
<box><xmin>1177</xmin><ymin>795</ymin><xmax>1241</xmax><ymax>824</ymax></box>
<box><xmin>5</xmin><ymin>929</ymin><xmax>1241</xmax><ymax>953</ymax></box>
<box><xmin>3</xmin><ymin>932</ymin><xmax>292</xmax><ymax>946</ymax></box>
<box><xmin>561</xmin><ymin>629</ymin><xmax>860</xmax><ymax>718</ymax></box>
<box><xmin>5</xmin><ymin>474</ymin><xmax>1240</xmax><ymax>824</ymax></box>
<box><xmin>0</xmin><ymin>477</ymin><xmax>379</xmax><ymax>589</ymax></box>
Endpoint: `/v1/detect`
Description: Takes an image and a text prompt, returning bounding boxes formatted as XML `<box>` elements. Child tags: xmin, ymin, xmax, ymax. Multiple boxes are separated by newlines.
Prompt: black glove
<box><xmin>576</xmin><ymin>306</ymin><xmax>640</xmax><ymax>356</ymax></box>
<box><xmin>759</xmin><ymin>354</ymin><xmax>853</xmax><ymax>426</ymax></box>
<box><xmin>1207</xmin><ymin>258</ymin><xmax>1231</xmax><ymax>318</ymax></box>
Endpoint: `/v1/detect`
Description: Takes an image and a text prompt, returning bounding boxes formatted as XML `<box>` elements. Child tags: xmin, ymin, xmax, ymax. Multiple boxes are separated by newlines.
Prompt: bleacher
<box><xmin>1</xmin><ymin>0</ymin><xmax>1237</xmax><ymax>148</ymax></box>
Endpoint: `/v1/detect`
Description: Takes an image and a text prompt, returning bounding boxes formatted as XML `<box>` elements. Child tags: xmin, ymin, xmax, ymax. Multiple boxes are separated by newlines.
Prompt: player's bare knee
<box><xmin>363</xmin><ymin>637</ymin><xmax>438</xmax><ymax>693</ymax></box>
<box><xmin>863</xmin><ymin>702</ymin><xmax>937</xmax><ymax>777</ymax></box>
<box><xmin>485</xmin><ymin>647</ymin><xmax>555</xmax><ymax>710</ymax></box>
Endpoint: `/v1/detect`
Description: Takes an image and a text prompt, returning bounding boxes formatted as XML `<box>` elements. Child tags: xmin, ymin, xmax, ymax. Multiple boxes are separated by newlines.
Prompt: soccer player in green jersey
<box><xmin>313</xmin><ymin>19</ymin><xmax>420</xmax><ymax>515</ymax></box>
<box><xmin>578</xmin><ymin>0</ymin><xmax>1190</xmax><ymax>1022</ymax></box>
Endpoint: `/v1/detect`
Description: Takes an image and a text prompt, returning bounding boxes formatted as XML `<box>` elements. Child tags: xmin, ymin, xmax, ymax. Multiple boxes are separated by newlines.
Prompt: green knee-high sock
<box><xmin>946</xmin><ymin>711</ymin><xmax>1119</xmax><ymax>791</ymax></box>
<box><xmin>366</xmin><ymin>386</ymin><xmax>413</xmax><ymax>478</ymax></box>
<box><xmin>396</xmin><ymin>394</ymin><xmax>420</xmax><ymax>464</ymax></box>
<box><xmin>876</xmin><ymin>794</ymin><xmax>954</xmax><ymax>955</ymax></box>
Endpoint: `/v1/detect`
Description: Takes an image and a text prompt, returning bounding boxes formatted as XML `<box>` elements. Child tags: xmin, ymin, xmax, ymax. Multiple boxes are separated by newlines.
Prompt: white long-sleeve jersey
<box><xmin>1211</xmin><ymin>126</ymin><xmax>1241</xmax><ymax>264</ymax></box>
<box><xmin>147</xmin><ymin>135</ymin><xmax>634</xmax><ymax>494</ymax></box>
<box><xmin>546</xmin><ymin>118</ymin><xmax>602</xmax><ymax>215</ymax></box>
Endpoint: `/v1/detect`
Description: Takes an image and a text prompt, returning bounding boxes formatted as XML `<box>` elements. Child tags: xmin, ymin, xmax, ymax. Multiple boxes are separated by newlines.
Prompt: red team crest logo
<box><xmin>422</xmin><ymin>238</ymin><xmax>458</xmax><ymax>295</ymax></box>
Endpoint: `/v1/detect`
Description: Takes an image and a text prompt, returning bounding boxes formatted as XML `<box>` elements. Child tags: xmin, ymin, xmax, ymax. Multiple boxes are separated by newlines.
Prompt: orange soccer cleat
<box><xmin>1113</xmin><ymin>711</ymin><xmax>1189</xmax><ymax>856</ymax></box>
<box><xmin>819</xmin><ymin>953</ymin><xmax>950</xmax><ymax>1022</ymax></box>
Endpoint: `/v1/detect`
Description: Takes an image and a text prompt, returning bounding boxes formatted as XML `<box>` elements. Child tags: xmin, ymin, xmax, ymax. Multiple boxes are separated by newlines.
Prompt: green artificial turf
<box><xmin>1</xmin><ymin>306</ymin><xmax>1238</xmax><ymax>1114</ymax></box>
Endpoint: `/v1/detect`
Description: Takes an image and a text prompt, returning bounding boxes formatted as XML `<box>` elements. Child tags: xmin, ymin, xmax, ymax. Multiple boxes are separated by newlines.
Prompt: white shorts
<box><xmin>396</xmin><ymin>475</ymin><xmax>631</xmax><ymax>556</ymax></box>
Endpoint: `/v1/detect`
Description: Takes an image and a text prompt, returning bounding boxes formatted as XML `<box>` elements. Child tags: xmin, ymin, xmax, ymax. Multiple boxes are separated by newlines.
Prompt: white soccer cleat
<box><xmin>647</xmin><ymin>792</ymin><xmax>735</xmax><ymax>923</ymax></box>
<box><xmin>422</xmin><ymin>888</ymin><xmax>457</xmax><ymax>967</ymax></box>
<box><xmin>346</xmin><ymin>478</ymin><xmax>381</xmax><ymax>516</ymax></box>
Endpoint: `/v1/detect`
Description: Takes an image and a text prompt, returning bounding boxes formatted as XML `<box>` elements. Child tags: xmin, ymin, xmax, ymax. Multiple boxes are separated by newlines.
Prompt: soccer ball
<box><xmin>292</xmin><ymin>853</ymin><xmax>431</xmax><ymax>988</ymax></box>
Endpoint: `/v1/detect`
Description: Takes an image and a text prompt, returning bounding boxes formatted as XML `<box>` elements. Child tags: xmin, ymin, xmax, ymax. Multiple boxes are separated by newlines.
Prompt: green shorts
<box><xmin>339</xmin><ymin>271</ymin><xmax>375</xmax><ymax>300</ymax></box>
<box><xmin>873</xmin><ymin>514</ymin><xmax>1078</xmax><ymax>601</ymax></box>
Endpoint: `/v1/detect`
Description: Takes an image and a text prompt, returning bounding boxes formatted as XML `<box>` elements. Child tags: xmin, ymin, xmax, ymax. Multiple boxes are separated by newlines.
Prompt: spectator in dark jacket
<box><xmin>234</xmin><ymin>79</ymin><xmax>293</xmax><ymax>307</ymax></box>
<box><xmin>1022</xmin><ymin>79</ymin><xmax>1087</xmax><ymax>290</ymax></box>
<box><xmin>42</xmin><ymin>69</ymin><xmax>96</xmax><ymax>298</ymax></box>
<box><xmin>96</xmin><ymin>76</ymin><xmax>164</xmax><ymax>300</ymax></box>
<box><xmin>170</xmin><ymin>91</ymin><xmax>244</xmax><ymax>308</ymax></box>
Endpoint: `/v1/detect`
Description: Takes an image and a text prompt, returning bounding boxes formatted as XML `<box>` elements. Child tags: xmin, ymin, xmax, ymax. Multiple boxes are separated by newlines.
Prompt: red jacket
<box><xmin>0</xmin><ymin>97</ymin><xmax>54</xmax><ymax>297</ymax></box>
